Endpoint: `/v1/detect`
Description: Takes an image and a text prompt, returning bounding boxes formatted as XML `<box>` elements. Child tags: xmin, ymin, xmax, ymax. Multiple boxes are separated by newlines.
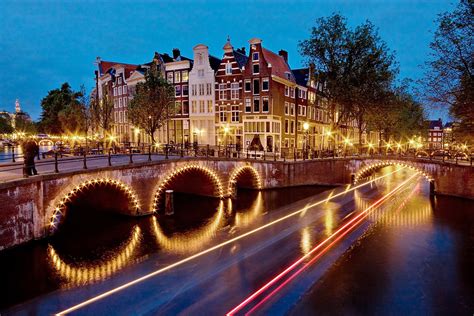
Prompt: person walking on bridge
<box><xmin>22</xmin><ymin>139</ymin><xmax>39</xmax><ymax>176</ymax></box>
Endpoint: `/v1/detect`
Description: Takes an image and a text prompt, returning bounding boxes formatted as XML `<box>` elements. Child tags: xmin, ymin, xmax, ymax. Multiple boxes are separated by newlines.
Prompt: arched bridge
<box><xmin>0</xmin><ymin>157</ymin><xmax>472</xmax><ymax>250</ymax></box>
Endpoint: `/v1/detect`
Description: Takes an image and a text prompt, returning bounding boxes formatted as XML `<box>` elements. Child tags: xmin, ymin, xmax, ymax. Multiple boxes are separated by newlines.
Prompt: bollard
<box><xmin>148</xmin><ymin>145</ymin><xmax>152</xmax><ymax>162</ymax></box>
<box><xmin>165</xmin><ymin>190</ymin><xmax>174</xmax><ymax>216</ymax></box>
<box><xmin>54</xmin><ymin>152</ymin><xmax>59</xmax><ymax>173</ymax></box>
<box><xmin>165</xmin><ymin>145</ymin><xmax>169</xmax><ymax>159</ymax></box>
<box><xmin>129</xmin><ymin>150</ymin><xmax>133</xmax><ymax>164</ymax></box>
<box><xmin>83</xmin><ymin>151</ymin><xmax>87</xmax><ymax>169</ymax></box>
<box><xmin>12</xmin><ymin>147</ymin><xmax>15</xmax><ymax>163</ymax></box>
<box><xmin>108</xmin><ymin>149</ymin><xmax>112</xmax><ymax>166</ymax></box>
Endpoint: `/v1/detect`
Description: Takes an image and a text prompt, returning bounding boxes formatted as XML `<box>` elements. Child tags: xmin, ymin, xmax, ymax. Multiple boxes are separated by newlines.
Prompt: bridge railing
<box><xmin>0</xmin><ymin>144</ymin><xmax>472</xmax><ymax>181</ymax></box>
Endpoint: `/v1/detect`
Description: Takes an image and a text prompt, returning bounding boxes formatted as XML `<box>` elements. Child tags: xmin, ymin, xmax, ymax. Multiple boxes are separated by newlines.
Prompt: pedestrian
<box><xmin>23</xmin><ymin>139</ymin><xmax>38</xmax><ymax>176</ymax></box>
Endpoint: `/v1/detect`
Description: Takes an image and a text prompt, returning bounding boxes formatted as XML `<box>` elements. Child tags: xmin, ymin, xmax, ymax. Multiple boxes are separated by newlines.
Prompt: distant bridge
<box><xmin>0</xmin><ymin>156</ymin><xmax>472</xmax><ymax>250</ymax></box>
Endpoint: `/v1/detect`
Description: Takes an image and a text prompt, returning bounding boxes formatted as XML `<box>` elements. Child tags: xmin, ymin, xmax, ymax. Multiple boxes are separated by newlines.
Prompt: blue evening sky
<box><xmin>1</xmin><ymin>0</ymin><xmax>454</xmax><ymax>121</ymax></box>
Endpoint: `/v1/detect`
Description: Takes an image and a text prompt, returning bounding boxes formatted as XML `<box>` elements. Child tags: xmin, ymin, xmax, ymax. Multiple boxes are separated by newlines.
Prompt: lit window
<box><xmin>290</xmin><ymin>103</ymin><xmax>295</xmax><ymax>115</ymax></box>
<box><xmin>219</xmin><ymin>83</ymin><xmax>227</xmax><ymax>100</ymax></box>
<box><xmin>199</xmin><ymin>100</ymin><xmax>205</xmax><ymax>113</ymax></box>
<box><xmin>285</xmin><ymin>120</ymin><xmax>289</xmax><ymax>133</ymax></box>
<box><xmin>191</xmin><ymin>101</ymin><xmax>197</xmax><ymax>113</ymax></box>
<box><xmin>207</xmin><ymin>100</ymin><xmax>213</xmax><ymax>113</ymax></box>
<box><xmin>231</xmin><ymin>105</ymin><xmax>239</xmax><ymax>122</ymax></box>
<box><xmin>206</xmin><ymin>83</ymin><xmax>212</xmax><ymax>95</ymax></box>
<box><xmin>231</xmin><ymin>82</ymin><xmax>239</xmax><ymax>99</ymax></box>
<box><xmin>175</xmin><ymin>71</ymin><xmax>181</xmax><ymax>83</ymax></box>
<box><xmin>182</xmin><ymin>70</ymin><xmax>189</xmax><ymax>82</ymax></box>
<box><xmin>167</xmin><ymin>72</ymin><xmax>173</xmax><ymax>83</ymax></box>
<box><xmin>284</xmin><ymin>102</ymin><xmax>289</xmax><ymax>115</ymax></box>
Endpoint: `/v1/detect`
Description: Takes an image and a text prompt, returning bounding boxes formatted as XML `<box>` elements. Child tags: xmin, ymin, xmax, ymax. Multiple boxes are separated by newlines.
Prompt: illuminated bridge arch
<box><xmin>152</xmin><ymin>164</ymin><xmax>224</xmax><ymax>212</ymax></box>
<box><xmin>48</xmin><ymin>178</ymin><xmax>140</xmax><ymax>234</ymax></box>
<box><xmin>353</xmin><ymin>160</ymin><xmax>434</xmax><ymax>185</ymax></box>
<box><xmin>227</xmin><ymin>165</ymin><xmax>262</xmax><ymax>196</ymax></box>
<box><xmin>38</xmin><ymin>139</ymin><xmax>54</xmax><ymax>146</ymax></box>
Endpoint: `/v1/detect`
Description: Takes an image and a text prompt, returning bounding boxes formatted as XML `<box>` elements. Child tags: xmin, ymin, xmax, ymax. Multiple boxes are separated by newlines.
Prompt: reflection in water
<box><xmin>233</xmin><ymin>191</ymin><xmax>264</xmax><ymax>228</ymax></box>
<box><xmin>300</xmin><ymin>227</ymin><xmax>312</xmax><ymax>255</ymax></box>
<box><xmin>48</xmin><ymin>226</ymin><xmax>141</xmax><ymax>287</ymax></box>
<box><xmin>152</xmin><ymin>201</ymin><xmax>225</xmax><ymax>254</ymax></box>
<box><xmin>324</xmin><ymin>203</ymin><xmax>337</xmax><ymax>237</ymax></box>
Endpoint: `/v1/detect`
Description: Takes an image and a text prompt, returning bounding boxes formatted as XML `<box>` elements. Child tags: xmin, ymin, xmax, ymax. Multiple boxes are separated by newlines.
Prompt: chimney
<box><xmin>279</xmin><ymin>50</ymin><xmax>288</xmax><ymax>63</ymax></box>
<box><xmin>172</xmin><ymin>48</ymin><xmax>180</xmax><ymax>59</ymax></box>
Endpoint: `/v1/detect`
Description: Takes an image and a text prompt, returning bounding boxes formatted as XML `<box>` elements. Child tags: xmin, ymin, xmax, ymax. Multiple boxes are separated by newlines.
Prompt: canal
<box><xmin>1</xmin><ymin>165</ymin><xmax>473</xmax><ymax>315</ymax></box>
<box><xmin>0</xmin><ymin>185</ymin><xmax>332</xmax><ymax>311</ymax></box>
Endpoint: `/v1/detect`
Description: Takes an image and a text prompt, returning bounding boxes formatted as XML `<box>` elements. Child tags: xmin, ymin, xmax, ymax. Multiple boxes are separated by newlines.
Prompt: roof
<box><xmin>262</xmin><ymin>48</ymin><xmax>294</xmax><ymax>82</ymax></box>
<box><xmin>233</xmin><ymin>49</ymin><xmax>248</xmax><ymax>69</ymax></box>
<box><xmin>292</xmin><ymin>68</ymin><xmax>309</xmax><ymax>87</ymax></box>
<box><xmin>98</xmin><ymin>60</ymin><xmax>138</xmax><ymax>77</ymax></box>
<box><xmin>209</xmin><ymin>55</ymin><xmax>222</xmax><ymax>71</ymax></box>
<box><xmin>444</xmin><ymin>122</ymin><xmax>455</xmax><ymax>129</ymax></box>
<box><xmin>428</xmin><ymin>119</ymin><xmax>443</xmax><ymax>129</ymax></box>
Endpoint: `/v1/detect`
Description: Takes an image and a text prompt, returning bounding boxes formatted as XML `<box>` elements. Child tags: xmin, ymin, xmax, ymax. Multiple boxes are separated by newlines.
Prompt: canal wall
<box><xmin>0</xmin><ymin>157</ymin><xmax>472</xmax><ymax>250</ymax></box>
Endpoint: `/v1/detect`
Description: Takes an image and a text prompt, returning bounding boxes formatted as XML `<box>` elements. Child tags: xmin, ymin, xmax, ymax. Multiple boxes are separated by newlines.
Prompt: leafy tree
<box><xmin>90</xmin><ymin>89</ymin><xmax>114</xmax><ymax>137</ymax></box>
<box><xmin>38</xmin><ymin>82</ymin><xmax>84</xmax><ymax>134</ymax></box>
<box><xmin>128</xmin><ymin>62</ymin><xmax>175</xmax><ymax>144</ymax></box>
<box><xmin>423</xmin><ymin>0</ymin><xmax>473</xmax><ymax>142</ymax></box>
<box><xmin>299</xmin><ymin>14</ymin><xmax>397</xmax><ymax>150</ymax></box>
<box><xmin>14</xmin><ymin>112</ymin><xmax>37</xmax><ymax>134</ymax></box>
<box><xmin>0</xmin><ymin>114</ymin><xmax>13</xmax><ymax>134</ymax></box>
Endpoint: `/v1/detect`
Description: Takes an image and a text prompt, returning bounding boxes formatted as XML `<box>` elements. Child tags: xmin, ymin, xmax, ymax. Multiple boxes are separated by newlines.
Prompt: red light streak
<box><xmin>227</xmin><ymin>173</ymin><xmax>418</xmax><ymax>315</ymax></box>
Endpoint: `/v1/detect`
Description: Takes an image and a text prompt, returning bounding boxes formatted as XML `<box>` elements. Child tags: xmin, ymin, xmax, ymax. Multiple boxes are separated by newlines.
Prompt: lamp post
<box><xmin>303</xmin><ymin>122</ymin><xmax>309</xmax><ymax>159</ymax></box>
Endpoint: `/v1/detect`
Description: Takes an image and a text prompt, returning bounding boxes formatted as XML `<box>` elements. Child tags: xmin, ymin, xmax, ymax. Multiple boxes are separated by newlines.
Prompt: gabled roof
<box><xmin>262</xmin><ymin>48</ymin><xmax>294</xmax><ymax>82</ymax></box>
<box><xmin>98</xmin><ymin>60</ymin><xmax>138</xmax><ymax>77</ymax></box>
<box><xmin>292</xmin><ymin>68</ymin><xmax>310</xmax><ymax>87</ymax></box>
<box><xmin>209</xmin><ymin>55</ymin><xmax>222</xmax><ymax>71</ymax></box>
<box><xmin>428</xmin><ymin>119</ymin><xmax>443</xmax><ymax>129</ymax></box>
<box><xmin>233</xmin><ymin>49</ymin><xmax>248</xmax><ymax>69</ymax></box>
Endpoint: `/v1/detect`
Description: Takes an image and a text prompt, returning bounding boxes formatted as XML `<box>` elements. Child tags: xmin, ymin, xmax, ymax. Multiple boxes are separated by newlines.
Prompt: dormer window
<box><xmin>285</xmin><ymin>72</ymin><xmax>291</xmax><ymax>80</ymax></box>
<box><xmin>252</xmin><ymin>52</ymin><xmax>259</xmax><ymax>61</ymax></box>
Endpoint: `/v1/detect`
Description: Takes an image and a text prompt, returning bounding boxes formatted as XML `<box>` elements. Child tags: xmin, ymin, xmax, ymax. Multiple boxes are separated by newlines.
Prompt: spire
<box><xmin>223</xmin><ymin>36</ymin><xmax>233</xmax><ymax>52</ymax></box>
<box><xmin>15</xmin><ymin>99</ymin><xmax>21</xmax><ymax>113</ymax></box>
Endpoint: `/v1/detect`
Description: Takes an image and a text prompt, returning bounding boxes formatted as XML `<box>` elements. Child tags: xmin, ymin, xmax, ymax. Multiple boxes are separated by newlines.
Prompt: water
<box><xmin>0</xmin><ymin>185</ymin><xmax>331</xmax><ymax>310</ymax></box>
<box><xmin>0</xmin><ymin>145</ymin><xmax>53</xmax><ymax>162</ymax></box>
<box><xmin>292</xmin><ymin>178</ymin><xmax>474</xmax><ymax>315</ymax></box>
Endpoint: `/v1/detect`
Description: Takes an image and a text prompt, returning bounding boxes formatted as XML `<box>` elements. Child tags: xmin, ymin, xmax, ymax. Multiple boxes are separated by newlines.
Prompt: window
<box><xmin>198</xmin><ymin>69</ymin><xmax>204</xmax><ymax>77</ymax></box>
<box><xmin>231</xmin><ymin>82</ymin><xmax>239</xmax><ymax>99</ymax></box>
<box><xmin>124</xmin><ymin>111</ymin><xmax>127</xmax><ymax>123</ymax></box>
<box><xmin>123</xmin><ymin>98</ymin><xmax>127</xmax><ymax>107</ymax></box>
<box><xmin>285</xmin><ymin>86</ymin><xmax>289</xmax><ymax>97</ymax></box>
<box><xmin>191</xmin><ymin>84</ymin><xmax>197</xmax><ymax>96</ymax></box>
<box><xmin>175</xmin><ymin>71</ymin><xmax>181</xmax><ymax>83</ymax></box>
<box><xmin>219</xmin><ymin>84</ymin><xmax>226</xmax><ymax>100</ymax></box>
<box><xmin>114</xmin><ymin>99</ymin><xmax>118</xmax><ymax>108</ymax></box>
<box><xmin>290</xmin><ymin>88</ymin><xmax>295</xmax><ymax>98</ymax></box>
<box><xmin>118</xmin><ymin>86</ymin><xmax>122</xmax><ymax>95</ymax></box>
<box><xmin>118</xmin><ymin>77</ymin><xmax>122</xmax><ymax>84</ymax></box>
<box><xmin>183</xmin><ymin>101</ymin><xmax>189</xmax><ymax>114</ymax></box>
<box><xmin>231</xmin><ymin>105</ymin><xmax>239</xmax><ymax>122</ymax></box>
<box><xmin>253</xmin><ymin>52</ymin><xmax>259</xmax><ymax>61</ymax></box>
<box><xmin>285</xmin><ymin>119</ymin><xmax>289</xmax><ymax>133</ymax></box>
<box><xmin>290</xmin><ymin>103</ymin><xmax>295</xmax><ymax>115</ymax></box>
<box><xmin>167</xmin><ymin>72</ymin><xmax>173</xmax><ymax>83</ymax></box>
<box><xmin>199</xmin><ymin>100</ymin><xmax>205</xmax><ymax>113</ymax></box>
<box><xmin>302</xmin><ymin>105</ymin><xmax>307</xmax><ymax>116</ymax></box>
<box><xmin>175</xmin><ymin>86</ymin><xmax>181</xmax><ymax>97</ymax></box>
<box><xmin>253</xmin><ymin>97</ymin><xmax>260</xmax><ymax>112</ymax></box>
<box><xmin>199</xmin><ymin>84</ymin><xmax>204</xmax><ymax>96</ymax></box>
<box><xmin>262</xmin><ymin>97</ymin><xmax>269</xmax><ymax>112</ymax></box>
<box><xmin>123</xmin><ymin>85</ymin><xmax>128</xmax><ymax>94</ymax></box>
<box><xmin>175</xmin><ymin>101</ymin><xmax>182</xmax><ymax>115</ymax></box>
<box><xmin>113</xmin><ymin>87</ymin><xmax>117</xmax><ymax>96</ymax></box>
<box><xmin>284</xmin><ymin>102</ymin><xmax>289</xmax><ymax>115</ymax></box>
<box><xmin>285</xmin><ymin>72</ymin><xmax>291</xmax><ymax>80</ymax></box>
<box><xmin>207</xmin><ymin>100</ymin><xmax>213</xmax><ymax>113</ymax></box>
<box><xmin>245</xmin><ymin>98</ymin><xmax>251</xmax><ymax>113</ymax></box>
<box><xmin>119</xmin><ymin>98</ymin><xmax>122</xmax><ymax>108</ymax></box>
<box><xmin>290</xmin><ymin>120</ymin><xmax>295</xmax><ymax>134</ymax></box>
<box><xmin>262</xmin><ymin>78</ymin><xmax>269</xmax><ymax>91</ymax></box>
<box><xmin>253</xmin><ymin>79</ymin><xmax>260</xmax><ymax>94</ymax></box>
<box><xmin>206</xmin><ymin>83</ymin><xmax>212</xmax><ymax>95</ymax></box>
<box><xmin>245</xmin><ymin>80</ymin><xmax>251</xmax><ymax>92</ymax></box>
<box><xmin>226</xmin><ymin>62</ymin><xmax>232</xmax><ymax>75</ymax></box>
<box><xmin>182</xmin><ymin>85</ymin><xmax>188</xmax><ymax>96</ymax></box>
<box><xmin>220</xmin><ymin>106</ymin><xmax>226</xmax><ymax>122</ymax></box>
<box><xmin>253</xmin><ymin>64</ymin><xmax>259</xmax><ymax>74</ymax></box>
<box><xmin>182</xmin><ymin>70</ymin><xmax>189</xmax><ymax>82</ymax></box>
<box><xmin>298</xmin><ymin>105</ymin><xmax>302</xmax><ymax>116</ymax></box>
<box><xmin>191</xmin><ymin>101</ymin><xmax>197</xmax><ymax>113</ymax></box>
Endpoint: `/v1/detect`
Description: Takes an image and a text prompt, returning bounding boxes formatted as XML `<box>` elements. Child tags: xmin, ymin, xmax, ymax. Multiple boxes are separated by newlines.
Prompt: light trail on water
<box><xmin>227</xmin><ymin>173</ymin><xmax>419</xmax><ymax>315</ymax></box>
<box><xmin>56</xmin><ymin>167</ymin><xmax>407</xmax><ymax>315</ymax></box>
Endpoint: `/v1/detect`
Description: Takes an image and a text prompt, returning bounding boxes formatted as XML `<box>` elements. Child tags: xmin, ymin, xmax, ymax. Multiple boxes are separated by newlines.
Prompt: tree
<box><xmin>0</xmin><ymin>114</ymin><xmax>13</xmax><ymax>134</ymax></box>
<box><xmin>299</xmin><ymin>14</ymin><xmax>397</xmax><ymax>150</ymax></box>
<box><xmin>423</xmin><ymin>0</ymin><xmax>474</xmax><ymax>142</ymax></box>
<box><xmin>90</xmin><ymin>89</ymin><xmax>114</xmax><ymax>137</ymax></box>
<box><xmin>128</xmin><ymin>63</ymin><xmax>175</xmax><ymax>144</ymax></box>
<box><xmin>38</xmin><ymin>82</ymin><xmax>84</xmax><ymax>134</ymax></box>
<box><xmin>14</xmin><ymin>113</ymin><xmax>37</xmax><ymax>134</ymax></box>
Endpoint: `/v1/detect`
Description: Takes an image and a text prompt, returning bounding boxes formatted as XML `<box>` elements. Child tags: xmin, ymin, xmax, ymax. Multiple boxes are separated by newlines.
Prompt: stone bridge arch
<box><xmin>352</xmin><ymin>160</ymin><xmax>434</xmax><ymax>184</ymax></box>
<box><xmin>227</xmin><ymin>165</ymin><xmax>262</xmax><ymax>197</ymax></box>
<box><xmin>48</xmin><ymin>177</ymin><xmax>141</xmax><ymax>234</ymax></box>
